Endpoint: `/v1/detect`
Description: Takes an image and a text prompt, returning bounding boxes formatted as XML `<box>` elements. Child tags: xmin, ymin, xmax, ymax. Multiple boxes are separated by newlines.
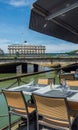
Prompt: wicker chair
<box><xmin>2</xmin><ymin>89</ymin><xmax>36</xmax><ymax>130</ymax></box>
<box><xmin>37</xmin><ymin>78</ymin><xmax>55</xmax><ymax>85</ymax></box>
<box><xmin>33</xmin><ymin>93</ymin><xmax>74</xmax><ymax>130</ymax></box>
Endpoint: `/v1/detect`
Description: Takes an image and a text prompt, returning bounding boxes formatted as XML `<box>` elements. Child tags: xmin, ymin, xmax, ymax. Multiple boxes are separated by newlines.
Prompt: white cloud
<box><xmin>0</xmin><ymin>0</ymin><xmax>35</xmax><ymax>7</ymax></box>
<box><xmin>9</xmin><ymin>0</ymin><xmax>26</xmax><ymax>7</ymax></box>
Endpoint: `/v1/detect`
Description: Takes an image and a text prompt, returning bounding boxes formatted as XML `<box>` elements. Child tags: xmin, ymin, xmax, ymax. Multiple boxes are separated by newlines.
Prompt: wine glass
<box><xmin>60</xmin><ymin>79</ymin><xmax>66</xmax><ymax>92</ymax></box>
<box><xmin>61</xmin><ymin>79</ymin><xmax>70</xmax><ymax>93</ymax></box>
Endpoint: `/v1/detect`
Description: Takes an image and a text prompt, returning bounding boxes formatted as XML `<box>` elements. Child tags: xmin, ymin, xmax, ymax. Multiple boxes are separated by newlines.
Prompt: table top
<box><xmin>9</xmin><ymin>83</ymin><xmax>48</xmax><ymax>95</ymax></box>
<box><xmin>9</xmin><ymin>83</ymin><xmax>78</xmax><ymax>102</ymax></box>
<box><xmin>33</xmin><ymin>84</ymin><xmax>78</xmax><ymax>102</ymax></box>
<box><xmin>44</xmin><ymin>90</ymin><xmax>76</xmax><ymax>98</ymax></box>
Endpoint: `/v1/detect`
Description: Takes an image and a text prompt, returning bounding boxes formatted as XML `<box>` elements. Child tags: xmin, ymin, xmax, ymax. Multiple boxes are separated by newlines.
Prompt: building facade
<box><xmin>8</xmin><ymin>44</ymin><xmax>46</xmax><ymax>55</ymax></box>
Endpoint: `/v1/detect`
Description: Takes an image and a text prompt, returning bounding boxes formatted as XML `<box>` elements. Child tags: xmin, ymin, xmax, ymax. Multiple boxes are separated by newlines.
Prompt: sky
<box><xmin>0</xmin><ymin>0</ymin><xmax>78</xmax><ymax>53</ymax></box>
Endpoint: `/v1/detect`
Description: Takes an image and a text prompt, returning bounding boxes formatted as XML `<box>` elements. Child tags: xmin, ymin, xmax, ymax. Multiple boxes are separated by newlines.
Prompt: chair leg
<box><xmin>8</xmin><ymin>112</ymin><xmax>11</xmax><ymax>130</ymax></box>
<box><xmin>27</xmin><ymin>116</ymin><xmax>30</xmax><ymax>130</ymax></box>
<box><xmin>37</xmin><ymin>115</ymin><xmax>39</xmax><ymax>130</ymax></box>
<box><xmin>37</xmin><ymin>122</ymin><xmax>39</xmax><ymax>130</ymax></box>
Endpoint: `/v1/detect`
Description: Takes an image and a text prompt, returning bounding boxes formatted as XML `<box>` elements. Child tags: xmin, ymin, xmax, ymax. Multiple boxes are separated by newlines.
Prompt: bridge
<box><xmin>0</xmin><ymin>56</ymin><xmax>78</xmax><ymax>75</ymax></box>
<box><xmin>0</xmin><ymin>56</ymin><xmax>78</xmax><ymax>66</ymax></box>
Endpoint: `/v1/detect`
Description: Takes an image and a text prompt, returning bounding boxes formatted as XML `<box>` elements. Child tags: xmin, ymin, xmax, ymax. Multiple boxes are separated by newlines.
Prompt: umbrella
<box><xmin>29</xmin><ymin>0</ymin><xmax>78</xmax><ymax>44</ymax></box>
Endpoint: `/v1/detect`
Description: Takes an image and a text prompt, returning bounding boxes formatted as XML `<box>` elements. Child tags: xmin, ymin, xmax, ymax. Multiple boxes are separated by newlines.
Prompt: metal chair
<box><xmin>2</xmin><ymin>89</ymin><xmax>36</xmax><ymax>130</ymax></box>
<box><xmin>33</xmin><ymin>93</ymin><xmax>74</xmax><ymax>130</ymax></box>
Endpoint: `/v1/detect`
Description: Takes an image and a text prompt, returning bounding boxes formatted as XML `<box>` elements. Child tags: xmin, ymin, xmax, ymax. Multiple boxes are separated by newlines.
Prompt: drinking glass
<box><xmin>61</xmin><ymin>79</ymin><xmax>70</xmax><ymax>93</ymax></box>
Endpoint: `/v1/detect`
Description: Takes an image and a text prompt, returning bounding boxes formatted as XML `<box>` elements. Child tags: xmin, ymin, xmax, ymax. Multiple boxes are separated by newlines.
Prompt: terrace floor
<box><xmin>5</xmin><ymin>119</ymin><xmax>55</xmax><ymax>130</ymax></box>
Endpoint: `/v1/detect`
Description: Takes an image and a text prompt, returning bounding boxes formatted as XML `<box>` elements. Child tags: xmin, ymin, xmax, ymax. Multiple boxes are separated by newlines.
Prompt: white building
<box><xmin>8</xmin><ymin>44</ymin><xmax>46</xmax><ymax>55</ymax></box>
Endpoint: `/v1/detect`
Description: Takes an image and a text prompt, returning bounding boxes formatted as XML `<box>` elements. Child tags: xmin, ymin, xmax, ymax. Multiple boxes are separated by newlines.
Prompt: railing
<box><xmin>0</xmin><ymin>68</ymin><xmax>60</xmax><ymax>130</ymax></box>
<box><xmin>0</xmin><ymin>68</ymin><xmax>57</xmax><ymax>89</ymax></box>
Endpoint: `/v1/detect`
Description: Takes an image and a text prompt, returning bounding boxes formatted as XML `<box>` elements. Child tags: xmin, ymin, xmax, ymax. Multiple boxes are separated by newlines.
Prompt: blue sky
<box><xmin>0</xmin><ymin>0</ymin><xmax>78</xmax><ymax>53</ymax></box>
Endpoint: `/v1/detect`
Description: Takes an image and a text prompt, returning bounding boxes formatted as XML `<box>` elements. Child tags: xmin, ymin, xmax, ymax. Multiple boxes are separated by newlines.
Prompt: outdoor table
<box><xmin>9</xmin><ymin>83</ymin><xmax>78</xmax><ymax>110</ymax></box>
<box><xmin>35</xmin><ymin>84</ymin><xmax>78</xmax><ymax>100</ymax></box>
<box><xmin>9</xmin><ymin>84</ymin><xmax>78</xmax><ymax>99</ymax></box>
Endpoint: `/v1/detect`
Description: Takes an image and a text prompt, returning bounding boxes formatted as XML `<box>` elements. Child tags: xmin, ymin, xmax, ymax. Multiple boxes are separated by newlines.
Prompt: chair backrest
<box><xmin>59</xmin><ymin>74</ymin><xmax>74</xmax><ymax>83</ymax></box>
<box><xmin>2</xmin><ymin>89</ymin><xmax>27</xmax><ymax>110</ymax></box>
<box><xmin>37</xmin><ymin>78</ymin><xmax>54</xmax><ymax>85</ymax></box>
<box><xmin>33</xmin><ymin>94</ymin><xmax>70</xmax><ymax>122</ymax></box>
<box><xmin>66</xmin><ymin>80</ymin><xmax>78</xmax><ymax>87</ymax></box>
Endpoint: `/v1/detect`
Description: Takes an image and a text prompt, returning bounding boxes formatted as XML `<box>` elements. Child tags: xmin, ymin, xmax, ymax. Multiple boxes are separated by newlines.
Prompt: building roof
<box><xmin>29</xmin><ymin>0</ymin><xmax>78</xmax><ymax>44</ymax></box>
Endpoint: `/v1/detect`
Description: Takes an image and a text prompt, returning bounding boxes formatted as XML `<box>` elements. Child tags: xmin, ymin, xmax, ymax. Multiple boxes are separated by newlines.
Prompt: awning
<box><xmin>29</xmin><ymin>0</ymin><xmax>78</xmax><ymax>44</ymax></box>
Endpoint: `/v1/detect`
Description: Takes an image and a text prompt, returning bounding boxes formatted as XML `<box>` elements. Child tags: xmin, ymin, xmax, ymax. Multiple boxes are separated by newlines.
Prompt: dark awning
<box><xmin>29</xmin><ymin>0</ymin><xmax>78</xmax><ymax>44</ymax></box>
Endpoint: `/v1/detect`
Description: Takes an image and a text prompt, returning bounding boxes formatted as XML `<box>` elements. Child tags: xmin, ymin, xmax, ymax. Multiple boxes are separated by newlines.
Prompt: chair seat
<box><xmin>38</xmin><ymin>116</ymin><xmax>74</xmax><ymax>129</ymax></box>
<box><xmin>39</xmin><ymin>117</ymin><xmax>70</xmax><ymax>130</ymax></box>
<box><xmin>10</xmin><ymin>104</ymin><xmax>35</xmax><ymax>117</ymax></box>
